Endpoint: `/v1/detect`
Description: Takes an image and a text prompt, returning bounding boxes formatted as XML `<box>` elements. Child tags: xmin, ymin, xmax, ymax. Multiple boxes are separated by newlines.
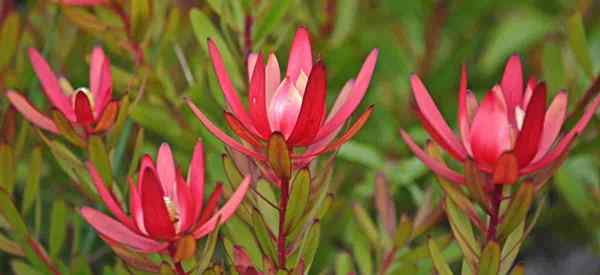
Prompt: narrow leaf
<box><xmin>478</xmin><ymin>242</ymin><xmax>500</xmax><ymax>275</ymax></box>
<box><xmin>428</xmin><ymin>238</ymin><xmax>454</xmax><ymax>275</ymax></box>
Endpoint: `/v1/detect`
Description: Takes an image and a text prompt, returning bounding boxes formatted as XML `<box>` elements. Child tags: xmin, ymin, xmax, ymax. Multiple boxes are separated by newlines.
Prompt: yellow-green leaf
<box><xmin>49</xmin><ymin>200</ymin><xmax>67</xmax><ymax>258</ymax></box>
<box><xmin>498</xmin><ymin>182</ymin><xmax>534</xmax><ymax>240</ymax></box>
<box><xmin>0</xmin><ymin>13</ymin><xmax>20</xmax><ymax>69</ymax></box>
<box><xmin>88</xmin><ymin>135</ymin><xmax>112</xmax><ymax>189</ymax></box>
<box><xmin>0</xmin><ymin>144</ymin><xmax>15</xmax><ymax>194</ymax></box>
<box><xmin>567</xmin><ymin>12</ymin><xmax>594</xmax><ymax>79</ymax></box>
<box><xmin>478</xmin><ymin>242</ymin><xmax>500</xmax><ymax>275</ymax></box>
<box><xmin>428</xmin><ymin>238</ymin><xmax>454</xmax><ymax>275</ymax></box>
<box><xmin>285</xmin><ymin>169</ymin><xmax>310</xmax><ymax>231</ymax></box>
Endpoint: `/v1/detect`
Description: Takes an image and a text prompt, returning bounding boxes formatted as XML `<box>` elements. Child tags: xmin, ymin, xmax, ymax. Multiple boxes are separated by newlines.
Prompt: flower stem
<box><xmin>174</xmin><ymin>262</ymin><xmax>185</xmax><ymax>275</ymax></box>
<box><xmin>486</xmin><ymin>184</ymin><xmax>503</xmax><ymax>241</ymax></box>
<box><xmin>277</xmin><ymin>177</ymin><xmax>290</xmax><ymax>269</ymax></box>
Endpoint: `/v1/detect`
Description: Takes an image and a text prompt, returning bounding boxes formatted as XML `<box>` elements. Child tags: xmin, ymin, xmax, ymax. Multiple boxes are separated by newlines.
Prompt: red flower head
<box><xmin>6</xmin><ymin>47</ymin><xmax>118</xmax><ymax>136</ymax></box>
<box><xmin>80</xmin><ymin>140</ymin><xmax>251</xmax><ymax>258</ymax></box>
<box><xmin>401</xmin><ymin>55</ymin><xmax>600</xmax><ymax>184</ymax></box>
<box><xmin>186</xmin><ymin>27</ymin><xmax>378</xmax><ymax>168</ymax></box>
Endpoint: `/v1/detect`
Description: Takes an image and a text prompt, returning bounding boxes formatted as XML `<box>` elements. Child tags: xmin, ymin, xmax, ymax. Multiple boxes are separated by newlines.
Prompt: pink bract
<box><xmin>6</xmin><ymin>47</ymin><xmax>118</xmax><ymax>135</ymax></box>
<box><xmin>401</xmin><ymin>55</ymin><xmax>600</xmax><ymax>184</ymax></box>
<box><xmin>80</xmin><ymin>140</ymin><xmax>251</xmax><ymax>253</ymax></box>
<box><xmin>186</xmin><ymin>27</ymin><xmax>379</xmax><ymax>167</ymax></box>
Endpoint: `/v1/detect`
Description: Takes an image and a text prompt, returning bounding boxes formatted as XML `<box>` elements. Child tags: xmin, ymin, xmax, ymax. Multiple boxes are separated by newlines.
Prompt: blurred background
<box><xmin>0</xmin><ymin>0</ymin><xmax>599</xmax><ymax>274</ymax></box>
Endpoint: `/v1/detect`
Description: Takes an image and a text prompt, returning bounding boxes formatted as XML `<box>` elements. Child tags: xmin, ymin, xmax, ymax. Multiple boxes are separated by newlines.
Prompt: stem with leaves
<box><xmin>486</xmin><ymin>184</ymin><xmax>503</xmax><ymax>242</ymax></box>
<box><xmin>277</xmin><ymin>177</ymin><xmax>290</xmax><ymax>269</ymax></box>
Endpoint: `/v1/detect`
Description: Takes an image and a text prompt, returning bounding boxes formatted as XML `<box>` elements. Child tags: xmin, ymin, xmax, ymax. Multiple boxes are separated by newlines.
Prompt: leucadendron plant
<box><xmin>186</xmin><ymin>27</ymin><xmax>378</xmax><ymax>274</ymax></box>
<box><xmin>400</xmin><ymin>56</ymin><xmax>600</xmax><ymax>275</ymax></box>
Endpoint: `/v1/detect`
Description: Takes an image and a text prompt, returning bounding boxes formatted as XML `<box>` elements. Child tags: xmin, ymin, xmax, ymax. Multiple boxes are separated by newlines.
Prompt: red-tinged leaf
<box><xmin>5</xmin><ymin>90</ymin><xmax>58</xmax><ymax>134</ymax></box>
<box><xmin>93</xmin><ymin>101</ymin><xmax>118</xmax><ymax>133</ymax></box>
<box><xmin>287</xmin><ymin>62</ymin><xmax>327</xmax><ymax>146</ymax></box>
<box><xmin>1</xmin><ymin>107</ymin><xmax>16</xmax><ymax>143</ymax></box>
<box><xmin>314</xmin><ymin>105</ymin><xmax>373</xmax><ymax>155</ymax></box>
<box><xmin>101</xmin><ymin>237</ymin><xmax>161</xmax><ymax>272</ymax></box>
<box><xmin>374</xmin><ymin>173</ymin><xmax>396</xmax><ymax>238</ymax></box>
<box><xmin>286</xmin><ymin>27</ymin><xmax>313</xmax><ymax>81</ymax></box>
<box><xmin>28</xmin><ymin>48</ymin><xmax>75</xmax><ymax>120</ymax></box>
<box><xmin>186</xmin><ymin>99</ymin><xmax>266</xmax><ymax>161</ymax></box>
<box><xmin>173</xmin><ymin>235</ymin><xmax>197</xmax><ymax>262</ymax></box>
<box><xmin>80</xmin><ymin>207</ymin><xmax>167</xmax><ymax>252</ymax></box>
<box><xmin>248</xmin><ymin>53</ymin><xmax>271</xmax><ymax>139</ymax></box>
<box><xmin>74</xmin><ymin>91</ymin><xmax>94</xmax><ymax>126</ymax></box>
<box><xmin>267</xmin><ymin>132</ymin><xmax>291</xmax><ymax>180</ymax></box>
<box><xmin>501</xmin><ymin>55</ymin><xmax>524</xmax><ymax>124</ymax></box>
<box><xmin>224</xmin><ymin>112</ymin><xmax>263</xmax><ymax>147</ymax></box>
<box><xmin>198</xmin><ymin>183</ymin><xmax>223</xmax><ymax>226</ymax></box>
<box><xmin>140</xmin><ymin>168</ymin><xmax>175</xmax><ymax>240</ymax></box>
<box><xmin>513</xmin><ymin>83</ymin><xmax>546</xmax><ymax>167</ymax></box>
<box><xmin>493</xmin><ymin>153</ymin><xmax>519</xmax><ymax>185</ymax></box>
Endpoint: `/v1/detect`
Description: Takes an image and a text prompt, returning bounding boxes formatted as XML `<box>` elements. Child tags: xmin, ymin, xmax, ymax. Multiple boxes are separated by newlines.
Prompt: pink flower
<box><xmin>80</xmin><ymin>140</ymin><xmax>251</xmax><ymax>255</ymax></box>
<box><xmin>6</xmin><ymin>47</ymin><xmax>118</xmax><ymax>136</ymax></box>
<box><xmin>186</xmin><ymin>27</ymin><xmax>378</xmax><ymax>167</ymax></box>
<box><xmin>400</xmin><ymin>55</ymin><xmax>600</xmax><ymax>184</ymax></box>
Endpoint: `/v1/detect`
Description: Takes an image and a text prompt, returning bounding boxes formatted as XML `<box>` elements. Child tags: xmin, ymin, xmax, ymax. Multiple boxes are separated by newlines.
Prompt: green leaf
<box><xmin>127</xmin><ymin>128</ymin><xmax>145</xmax><ymax>177</ymax></box>
<box><xmin>294</xmin><ymin>221</ymin><xmax>320</xmax><ymax>271</ymax></box>
<box><xmin>70</xmin><ymin>255</ymin><xmax>93</xmax><ymax>275</ymax></box>
<box><xmin>0</xmin><ymin>12</ymin><xmax>20</xmax><ymax>69</ymax></box>
<box><xmin>499</xmin><ymin>222</ymin><xmax>524</xmax><ymax>275</ymax></box>
<box><xmin>335</xmin><ymin>252</ymin><xmax>353</xmax><ymax>275</ymax></box>
<box><xmin>399</xmin><ymin>234</ymin><xmax>452</xmax><ymax>262</ymax></box>
<box><xmin>190</xmin><ymin>8</ymin><xmax>242</xmax><ymax>87</ymax></box>
<box><xmin>429</xmin><ymin>238</ymin><xmax>454</xmax><ymax>275</ymax></box>
<box><xmin>498</xmin><ymin>182</ymin><xmax>534</xmax><ymax>240</ymax></box>
<box><xmin>349</xmin><ymin>223</ymin><xmax>373</xmax><ymax>275</ymax></box>
<box><xmin>88</xmin><ymin>136</ymin><xmax>112</xmax><ymax>189</ymax></box>
<box><xmin>329</xmin><ymin>0</ymin><xmax>358</xmax><ymax>47</ymax></box>
<box><xmin>224</xmin><ymin>217</ymin><xmax>262</xmax><ymax>267</ymax></box>
<box><xmin>51</xmin><ymin>110</ymin><xmax>85</xmax><ymax>147</ymax></box>
<box><xmin>222</xmin><ymin>154</ymin><xmax>243</xmax><ymax>188</ymax></box>
<box><xmin>338</xmin><ymin>141</ymin><xmax>384</xmax><ymax>168</ymax></box>
<box><xmin>352</xmin><ymin>203</ymin><xmax>379</xmax><ymax>249</ymax></box>
<box><xmin>49</xmin><ymin>200</ymin><xmax>67</xmax><ymax>258</ymax></box>
<box><xmin>285</xmin><ymin>169</ymin><xmax>310</xmax><ymax>231</ymax></box>
<box><xmin>197</xmin><ymin>222</ymin><xmax>221</xmax><ymax>273</ymax></box>
<box><xmin>0</xmin><ymin>233</ymin><xmax>24</xmax><ymax>257</ymax></box>
<box><xmin>252</xmin><ymin>208</ymin><xmax>277</xmax><ymax>264</ymax></box>
<box><xmin>393</xmin><ymin>214</ymin><xmax>413</xmax><ymax>248</ymax></box>
<box><xmin>427</xmin><ymin>143</ymin><xmax>481</xmax><ymax>229</ymax></box>
<box><xmin>480</xmin><ymin>9</ymin><xmax>554</xmax><ymax>73</ymax></box>
<box><xmin>461</xmin><ymin>258</ymin><xmax>474</xmax><ymax>275</ymax></box>
<box><xmin>130</xmin><ymin>0</ymin><xmax>150</xmax><ymax>40</ymax></box>
<box><xmin>0</xmin><ymin>144</ymin><xmax>16</xmax><ymax>195</ymax></box>
<box><xmin>256</xmin><ymin>179</ymin><xmax>279</xmax><ymax>233</ymax></box>
<box><xmin>11</xmin><ymin>260</ymin><xmax>44</xmax><ymax>275</ymax></box>
<box><xmin>107</xmin><ymin>96</ymin><xmax>130</xmax><ymax>146</ymax></box>
<box><xmin>0</xmin><ymin>190</ymin><xmax>45</xmax><ymax>268</ymax></box>
<box><xmin>22</xmin><ymin>147</ymin><xmax>42</xmax><ymax>215</ymax></box>
<box><xmin>554</xmin><ymin>163</ymin><xmax>596</xmax><ymax>221</ymax></box>
<box><xmin>542</xmin><ymin>43</ymin><xmax>566</xmax><ymax>94</ymax></box>
<box><xmin>567</xmin><ymin>12</ymin><xmax>594</xmax><ymax>79</ymax></box>
<box><xmin>252</xmin><ymin>0</ymin><xmax>293</xmax><ymax>44</ymax></box>
<box><xmin>446</xmin><ymin>198</ymin><xmax>480</xmax><ymax>268</ymax></box>
<box><xmin>478</xmin><ymin>242</ymin><xmax>500</xmax><ymax>275</ymax></box>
